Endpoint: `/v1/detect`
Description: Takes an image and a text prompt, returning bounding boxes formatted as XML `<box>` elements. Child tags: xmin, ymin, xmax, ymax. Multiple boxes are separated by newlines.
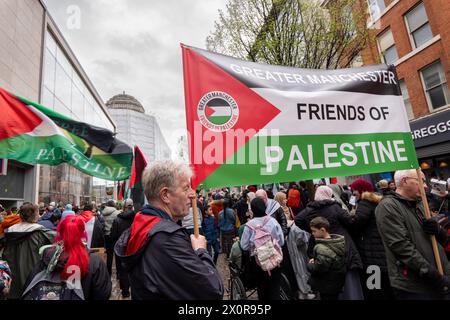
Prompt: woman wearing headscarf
<box><xmin>246</xmin><ymin>192</ymin><xmax>256</xmax><ymax>220</ymax></box>
<box><xmin>328</xmin><ymin>184</ymin><xmax>350</xmax><ymax>213</ymax></box>
<box><xmin>241</xmin><ymin>198</ymin><xmax>284</xmax><ymax>300</ymax></box>
<box><xmin>275</xmin><ymin>192</ymin><xmax>295</xmax><ymax>225</ymax></box>
<box><xmin>274</xmin><ymin>191</ymin><xmax>299</xmax><ymax>296</ymax></box>
<box><xmin>295</xmin><ymin>186</ymin><xmax>364</xmax><ymax>300</ymax></box>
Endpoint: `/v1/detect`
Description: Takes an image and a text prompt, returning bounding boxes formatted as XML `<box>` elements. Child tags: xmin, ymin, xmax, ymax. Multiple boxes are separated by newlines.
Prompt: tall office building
<box><xmin>106</xmin><ymin>93</ymin><xmax>171</xmax><ymax>163</ymax></box>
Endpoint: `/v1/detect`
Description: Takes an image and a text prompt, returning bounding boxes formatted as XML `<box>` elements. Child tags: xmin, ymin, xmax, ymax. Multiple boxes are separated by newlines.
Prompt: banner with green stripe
<box><xmin>182</xmin><ymin>45</ymin><xmax>418</xmax><ymax>188</ymax></box>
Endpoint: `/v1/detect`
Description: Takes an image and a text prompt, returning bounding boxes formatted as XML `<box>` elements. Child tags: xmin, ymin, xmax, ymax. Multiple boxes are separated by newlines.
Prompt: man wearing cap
<box><xmin>111</xmin><ymin>199</ymin><xmax>136</xmax><ymax>298</ymax></box>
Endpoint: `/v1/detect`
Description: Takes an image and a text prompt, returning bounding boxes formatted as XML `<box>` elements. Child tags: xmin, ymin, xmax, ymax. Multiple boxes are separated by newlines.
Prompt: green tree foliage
<box><xmin>207</xmin><ymin>0</ymin><xmax>372</xmax><ymax>69</ymax></box>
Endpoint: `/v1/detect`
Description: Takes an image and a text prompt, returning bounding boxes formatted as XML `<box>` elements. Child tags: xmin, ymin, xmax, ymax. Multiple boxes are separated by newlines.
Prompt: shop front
<box><xmin>410</xmin><ymin>108</ymin><xmax>450</xmax><ymax>181</ymax></box>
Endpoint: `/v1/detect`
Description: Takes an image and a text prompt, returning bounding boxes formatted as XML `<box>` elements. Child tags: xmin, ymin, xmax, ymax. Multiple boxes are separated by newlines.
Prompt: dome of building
<box><xmin>106</xmin><ymin>92</ymin><xmax>145</xmax><ymax>113</ymax></box>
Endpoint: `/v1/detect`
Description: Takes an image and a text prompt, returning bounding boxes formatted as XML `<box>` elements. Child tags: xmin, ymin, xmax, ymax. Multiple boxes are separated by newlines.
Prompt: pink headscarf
<box><xmin>314</xmin><ymin>186</ymin><xmax>333</xmax><ymax>201</ymax></box>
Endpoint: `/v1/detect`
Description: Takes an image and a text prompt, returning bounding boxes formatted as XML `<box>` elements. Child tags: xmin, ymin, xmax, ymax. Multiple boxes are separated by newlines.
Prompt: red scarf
<box><xmin>79</xmin><ymin>210</ymin><xmax>93</xmax><ymax>223</ymax></box>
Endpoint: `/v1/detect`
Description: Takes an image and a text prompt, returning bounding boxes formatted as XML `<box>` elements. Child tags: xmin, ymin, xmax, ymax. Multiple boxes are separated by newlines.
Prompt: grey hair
<box><xmin>394</xmin><ymin>169</ymin><xmax>417</xmax><ymax>187</ymax></box>
<box><xmin>142</xmin><ymin>160</ymin><xmax>193</xmax><ymax>202</ymax></box>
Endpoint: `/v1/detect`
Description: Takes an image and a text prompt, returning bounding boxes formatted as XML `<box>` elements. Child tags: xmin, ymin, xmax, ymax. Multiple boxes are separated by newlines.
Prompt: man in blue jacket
<box><xmin>114</xmin><ymin>160</ymin><xmax>223</xmax><ymax>300</ymax></box>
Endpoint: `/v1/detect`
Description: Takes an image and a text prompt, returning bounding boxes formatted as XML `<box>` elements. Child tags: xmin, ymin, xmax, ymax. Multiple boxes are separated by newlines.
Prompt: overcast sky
<box><xmin>43</xmin><ymin>0</ymin><xmax>228</xmax><ymax>158</ymax></box>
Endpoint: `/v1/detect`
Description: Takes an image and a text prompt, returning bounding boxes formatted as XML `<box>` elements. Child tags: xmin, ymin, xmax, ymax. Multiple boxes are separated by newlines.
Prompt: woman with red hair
<box><xmin>22</xmin><ymin>215</ymin><xmax>111</xmax><ymax>300</ymax></box>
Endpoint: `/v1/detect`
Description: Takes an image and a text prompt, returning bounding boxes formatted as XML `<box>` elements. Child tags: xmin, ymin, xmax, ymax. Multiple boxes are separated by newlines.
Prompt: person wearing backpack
<box><xmin>22</xmin><ymin>215</ymin><xmax>111</xmax><ymax>300</ymax></box>
<box><xmin>240</xmin><ymin>197</ymin><xmax>284</xmax><ymax>300</ymax></box>
<box><xmin>0</xmin><ymin>260</ymin><xmax>11</xmax><ymax>300</ymax></box>
<box><xmin>2</xmin><ymin>203</ymin><xmax>55</xmax><ymax>299</ymax></box>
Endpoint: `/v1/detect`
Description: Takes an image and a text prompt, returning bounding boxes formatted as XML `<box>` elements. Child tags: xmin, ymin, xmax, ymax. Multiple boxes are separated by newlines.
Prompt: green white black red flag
<box><xmin>182</xmin><ymin>45</ymin><xmax>418</xmax><ymax>189</ymax></box>
<box><xmin>0</xmin><ymin>87</ymin><xmax>133</xmax><ymax>181</ymax></box>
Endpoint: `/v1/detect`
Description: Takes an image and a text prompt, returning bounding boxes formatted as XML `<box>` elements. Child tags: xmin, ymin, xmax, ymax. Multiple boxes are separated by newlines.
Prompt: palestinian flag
<box><xmin>0</xmin><ymin>87</ymin><xmax>133</xmax><ymax>181</ymax></box>
<box><xmin>117</xmin><ymin>181</ymin><xmax>126</xmax><ymax>201</ymax></box>
<box><xmin>130</xmin><ymin>146</ymin><xmax>148</xmax><ymax>212</ymax></box>
<box><xmin>182</xmin><ymin>44</ymin><xmax>418</xmax><ymax>189</ymax></box>
<box><xmin>205</xmin><ymin>100</ymin><xmax>233</xmax><ymax>125</ymax></box>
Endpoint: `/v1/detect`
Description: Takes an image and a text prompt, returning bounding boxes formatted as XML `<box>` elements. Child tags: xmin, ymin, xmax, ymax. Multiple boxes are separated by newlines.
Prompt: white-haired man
<box><xmin>375</xmin><ymin>169</ymin><xmax>450</xmax><ymax>300</ymax></box>
<box><xmin>114</xmin><ymin>160</ymin><xmax>223</xmax><ymax>300</ymax></box>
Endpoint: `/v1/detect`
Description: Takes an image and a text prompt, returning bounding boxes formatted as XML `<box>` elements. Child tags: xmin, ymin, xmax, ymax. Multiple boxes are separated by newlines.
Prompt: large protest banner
<box><xmin>0</xmin><ymin>87</ymin><xmax>133</xmax><ymax>181</ymax></box>
<box><xmin>182</xmin><ymin>45</ymin><xmax>418</xmax><ymax>189</ymax></box>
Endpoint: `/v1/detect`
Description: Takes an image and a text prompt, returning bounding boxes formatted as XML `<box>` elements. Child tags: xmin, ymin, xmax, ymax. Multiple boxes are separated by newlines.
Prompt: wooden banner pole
<box><xmin>417</xmin><ymin>168</ymin><xmax>444</xmax><ymax>275</ymax></box>
<box><xmin>192</xmin><ymin>197</ymin><xmax>200</xmax><ymax>239</ymax></box>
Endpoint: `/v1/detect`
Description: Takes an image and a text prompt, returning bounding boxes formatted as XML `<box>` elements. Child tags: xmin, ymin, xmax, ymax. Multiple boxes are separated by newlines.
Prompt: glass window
<box><xmin>399</xmin><ymin>80</ymin><xmax>414</xmax><ymax>120</ymax></box>
<box><xmin>377</xmin><ymin>28</ymin><xmax>398</xmax><ymax>65</ymax></box>
<box><xmin>72</xmin><ymin>71</ymin><xmax>84</xmax><ymax>95</ymax></box>
<box><xmin>421</xmin><ymin>61</ymin><xmax>450</xmax><ymax>110</ymax></box>
<box><xmin>71</xmin><ymin>83</ymin><xmax>85</xmax><ymax>121</ymax></box>
<box><xmin>54</xmin><ymin>62</ymin><xmax>72</xmax><ymax>108</ymax></box>
<box><xmin>405</xmin><ymin>2</ymin><xmax>433</xmax><ymax>48</ymax></box>
<box><xmin>56</xmin><ymin>46</ymin><xmax>73</xmax><ymax>79</ymax></box>
<box><xmin>54</xmin><ymin>97</ymin><xmax>71</xmax><ymax>116</ymax></box>
<box><xmin>368</xmin><ymin>0</ymin><xmax>386</xmax><ymax>21</ymax></box>
<box><xmin>43</xmin><ymin>49</ymin><xmax>56</xmax><ymax>93</ymax></box>
<box><xmin>42</xmin><ymin>86</ymin><xmax>54</xmax><ymax>110</ymax></box>
<box><xmin>43</xmin><ymin>30</ymin><xmax>115</xmax><ymax>131</ymax></box>
<box><xmin>45</xmin><ymin>31</ymin><xmax>57</xmax><ymax>57</ymax></box>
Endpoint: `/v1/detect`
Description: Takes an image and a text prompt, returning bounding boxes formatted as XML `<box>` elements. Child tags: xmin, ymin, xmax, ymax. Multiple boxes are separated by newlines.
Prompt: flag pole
<box><xmin>417</xmin><ymin>168</ymin><xmax>444</xmax><ymax>275</ymax></box>
<box><xmin>190</xmin><ymin>178</ymin><xmax>200</xmax><ymax>238</ymax></box>
<box><xmin>192</xmin><ymin>196</ymin><xmax>199</xmax><ymax>239</ymax></box>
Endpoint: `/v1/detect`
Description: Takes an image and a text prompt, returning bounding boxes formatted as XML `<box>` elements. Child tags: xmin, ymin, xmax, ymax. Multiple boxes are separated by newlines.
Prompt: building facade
<box><xmin>359</xmin><ymin>0</ymin><xmax>450</xmax><ymax>181</ymax></box>
<box><xmin>106</xmin><ymin>93</ymin><xmax>171</xmax><ymax>163</ymax></box>
<box><xmin>0</xmin><ymin>0</ymin><xmax>116</xmax><ymax>208</ymax></box>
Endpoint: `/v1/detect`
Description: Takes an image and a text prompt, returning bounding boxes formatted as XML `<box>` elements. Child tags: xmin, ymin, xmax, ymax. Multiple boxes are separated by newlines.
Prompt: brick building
<box><xmin>359</xmin><ymin>0</ymin><xmax>450</xmax><ymax>180</ymax></box>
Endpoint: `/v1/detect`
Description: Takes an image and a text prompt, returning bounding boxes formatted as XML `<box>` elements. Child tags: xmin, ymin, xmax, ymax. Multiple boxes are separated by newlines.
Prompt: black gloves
<box><xmin>421</xmin><ymin>267</ymin><xmax>450</xmax><ymax>295</ymax></box>
<box><xmin>422</xmin><ymin>217</ymin><xmax>449</xmax><ymax>247</ymax></box>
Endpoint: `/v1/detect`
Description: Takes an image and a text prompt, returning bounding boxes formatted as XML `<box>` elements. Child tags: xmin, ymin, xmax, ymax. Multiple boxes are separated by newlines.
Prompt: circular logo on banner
<box><xmin>197</xmin><ymin>91</ymin><xmax>239</xmax><ymax>132</ymax></box>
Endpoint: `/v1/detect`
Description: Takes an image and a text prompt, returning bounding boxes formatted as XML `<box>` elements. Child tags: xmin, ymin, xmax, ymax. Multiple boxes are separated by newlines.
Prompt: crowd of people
<box><xmin>0</xmin><ymin>161</ymin><xmax>450</xmax><ymax>301</ymax></box>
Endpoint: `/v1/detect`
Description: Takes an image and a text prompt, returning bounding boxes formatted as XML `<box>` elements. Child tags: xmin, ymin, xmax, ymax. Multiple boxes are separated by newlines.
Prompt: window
<box><xmin>377</xmin><ymin>28</ymin><xmax>398</xmax><ymax>65</ymax></box>
<box><xmin>54</xmin><ymin>62</ymin><xmax>72</xmax><ymax>108</ymax></box>
<box><xmin>420</xmin><ymin>61</ymin><xmax>450</xmax><ymax>110</ymax></box>
<box><xmin>45</xmin><ymin>32</ymin><xmax>57</xmax><ymax>56</ymax></box>
<box><xmin>405</xmin><ymin>2</ymin><xmax>433</xmax><ymax>48</ymax></box>
<box><xmin>367</xmin><ymin>0</ymin><xmax>386</xmax><ymax>21</ymax></box>
<box><xmin>350</xmin><ymin>54</ymin><xmax>363</xmax><ymax>68</ymax></box>
<box><xmin>43</xmin><ymin>49</ymin><xmax>56</xmax><ymax>93</ymax></box>
<box><xmin>71</xmin><ymin>83</ymin><xmax>85</xmax><ymax>121</ymax></box>
<box><xmin>399</xmin><ymin>80</ymin><xmax>414</xmax><ymax>120</ymax></box>
<box><xmin>41</xmin><ymin>87</ymin><xmax>54</xmax><ymax>110</ymax></box>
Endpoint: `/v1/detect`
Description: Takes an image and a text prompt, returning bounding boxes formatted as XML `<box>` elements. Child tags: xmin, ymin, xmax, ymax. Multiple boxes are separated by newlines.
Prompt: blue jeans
<box><xmin>207</xmin><ymin>240</ymin><xmax>220</xmax><ymax>265</ymax></box>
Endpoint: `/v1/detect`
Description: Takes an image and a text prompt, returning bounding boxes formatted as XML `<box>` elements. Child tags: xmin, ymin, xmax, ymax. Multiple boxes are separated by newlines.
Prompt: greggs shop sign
<box><xmin>410</xmin><ymin>109</ymin><xmax>450</xmax><ymax>149</ymax></box>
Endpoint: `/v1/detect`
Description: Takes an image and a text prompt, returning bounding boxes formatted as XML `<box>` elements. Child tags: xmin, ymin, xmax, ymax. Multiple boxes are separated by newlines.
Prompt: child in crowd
<box><xmin>202</xmin><ymin>204</ymin><xmax>220</xmax><ymax>264</ymax></box>
<box><xmin>307</xmin><ymin>217</ymin><xmax>346</xmax><ymax>300</ymax></box>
